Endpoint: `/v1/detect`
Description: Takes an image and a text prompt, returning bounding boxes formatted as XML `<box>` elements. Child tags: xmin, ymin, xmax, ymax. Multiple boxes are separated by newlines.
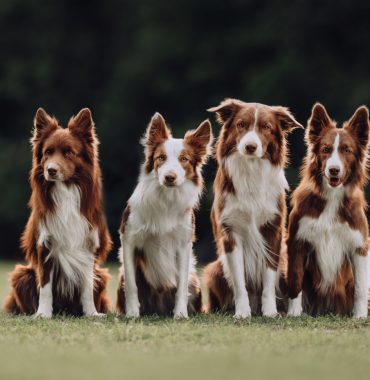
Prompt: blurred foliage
<box><xmin>1</xmin><ymin>0</ymin><xmax>370</xmax><ymax>262</ymax></box>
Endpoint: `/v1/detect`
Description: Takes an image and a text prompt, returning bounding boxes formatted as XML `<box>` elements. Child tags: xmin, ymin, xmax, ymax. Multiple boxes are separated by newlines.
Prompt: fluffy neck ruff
<box><xmin>128</xmin><ymin>167</ymin><xmax>201</xmax><ymax>235</ymax></box>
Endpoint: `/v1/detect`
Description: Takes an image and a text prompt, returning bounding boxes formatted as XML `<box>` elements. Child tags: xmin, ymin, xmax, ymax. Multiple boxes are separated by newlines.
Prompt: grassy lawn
<box><xmin>0</xmin><ymin>261</ymin><xmax>369</xmax><ymax>380</ymax></box>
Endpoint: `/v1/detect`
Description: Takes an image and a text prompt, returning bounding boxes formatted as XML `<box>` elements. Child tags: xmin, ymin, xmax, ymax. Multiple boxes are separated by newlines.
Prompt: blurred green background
<box><xmin>1</xmin><ymin>0</ymin><xmax>370</xmax><ymax>262</ymax></box>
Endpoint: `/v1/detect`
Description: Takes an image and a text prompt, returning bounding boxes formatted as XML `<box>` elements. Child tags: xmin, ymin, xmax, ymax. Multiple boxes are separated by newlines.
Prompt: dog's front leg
<box><xmin>225</xmin><ymin>233</ymin><xmax>250</xmax><ymax>319</ymax></box>
<box><xmin>174</xmin><ymin>241</ymin><xmax>192</xmax><ymax>319</ymax></box>
<box><xmin>80</xmin><ymin>229</ymin><xmax>103</xmax><ymax>317</ymax></box>
<box><xmin>81</xmin><ymin>255</ymin><xmax>102</xmax><ymax>317</ymax></box>
<box><xmin>261</xmin><ymin>266</ymin><xmax>278</xmax><ymax>317</ymax></box>
<box><xmin>35</xmin><ymin>243</ymin><xmax>53</xmax><ymax>319</ymax></box>
<box><xmin>287</xmin><ymin>237</ymin><xmax>308</xmax><ymax>317</ymax></box>
<box><xmin>352</xmin><ymin>252</ymin><xmax>368</xmax><ymax>318</ymax></box>
<box><xmin>121</xmin><ymin>236</ymin><xmax>140</xmax><ymax>318</ymax></box>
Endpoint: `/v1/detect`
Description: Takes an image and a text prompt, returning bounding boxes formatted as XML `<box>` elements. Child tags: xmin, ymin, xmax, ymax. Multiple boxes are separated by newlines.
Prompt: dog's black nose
<box><xmin>48</xmin><ymin>168</ymin><xmax>57</xmax><ymax>177</ymax></box>
<box><xmin>329</xmin><ymin>167</ymin><xmax>340</xmax><ymax>176</ymax></box>
<box><xmin>245</xmin><ymin>143</ymin><xmax>257</xmax><ymax>154</ymax></box>
<box><xmin>164</xmin><ymin>173</ymin><xmax>177</xmax><ymax>184</ymax></box>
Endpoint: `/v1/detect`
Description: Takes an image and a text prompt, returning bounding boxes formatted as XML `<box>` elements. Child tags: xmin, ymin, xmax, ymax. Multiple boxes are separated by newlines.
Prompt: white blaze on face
<box><xmin>325</xmin><ymin>133</ymin><xmax>343</xmax><ymax>179</ymax></box>
<box><xmin>237</xmin><ymin>107</ymin><xmax>263</xmax><ymax>158</ymax></box>
<box><xmin>158</xmin><ymin>138</ymin><xmax>186</xmax><ymax>186</ymax></box>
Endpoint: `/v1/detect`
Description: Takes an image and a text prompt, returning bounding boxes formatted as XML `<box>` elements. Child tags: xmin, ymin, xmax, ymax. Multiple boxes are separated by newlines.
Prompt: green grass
<box><xmin>0</xmin><ymin>261</ymin><xmax>370</xmax><ymax>380</ymax></box>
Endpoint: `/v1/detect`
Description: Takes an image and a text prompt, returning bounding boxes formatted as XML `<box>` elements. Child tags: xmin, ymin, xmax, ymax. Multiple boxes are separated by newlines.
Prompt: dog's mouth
<box><xmin>46</xmin><ymin>175</ymin><xmax>58</xmax><ymax>182</ymax></box>
<box><xmin>328</xmin><ymin>176</ymin><xmax>342</xmax><ymax>188</ymax></box>
<box><xmin>45</xmin><ymin>175</ymin><xmax>57</xmax><ymax>182</ymax></box>
<box><xmin>163</xmin><ymin>182</ymin><xmax>177</xmax><ymax>188</ymax></box>
<box><xmin>44</xmin><ymin>171</ymin><xmax>64</xmax><ymax>182</ymax></box>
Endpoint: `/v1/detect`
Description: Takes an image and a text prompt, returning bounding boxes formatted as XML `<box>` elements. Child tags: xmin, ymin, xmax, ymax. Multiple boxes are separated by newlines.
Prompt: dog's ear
<box><xmin>68</xmin><ymin>108</ymin><xmax>95</xmax><ymax>144</ymax></box>
<box><xmin>272</xmin><ymin>106</ymin><xmax>303</xmax><ymax>133</ymax></box>
<box><xmin>207</xmin><ymin>98</ymin><xmax>243</xmax><ymax>125</ymax></box>
<box><xmin>33</xmin><ymin>108</ymin><xmax>58</xmax><ymax>141</ymax></box>
<box><xmin>144</xmin><ymin>112</ymin><xmax>170</xmax><ymax>147</ymax></box>
<box><xmin>142</xmin><ymin>112</ymin><xmax>171</xmax><ymax>173</ymax></box>
<box><xmin>184</xmin><ymin>119</ymin><xmax>213</xmax><ymax>163</ymax></box>
<box><xmin>306</xmin><ymin>103</ymin><xmax>335</xmax><ymax>145</ymax></box>
<box><xmin>344</xmin><ymin>106</ymin><xmax>370</xmax><ymax>150</ymax></box>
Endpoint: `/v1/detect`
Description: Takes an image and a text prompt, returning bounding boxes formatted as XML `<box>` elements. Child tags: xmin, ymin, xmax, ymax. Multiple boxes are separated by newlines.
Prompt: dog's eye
<box><xmin>44</xmin><ymin>149</ymin><xmax>52</xmax><ymax>156</ymax></box>
<box><xmin>236</xmin><ymin>121</ymin><xmax>245</xmax><ymax>129</ymax></box>
<box><xmin>343</xmin><ymin>146</ymin><xmax>351</xmax><ymax>154</ymax></box>
<box><xmin>262</xmin><ymin>123</ymin><xmax>271</xmax><ymax>130</ymax></box>
<box><xmin>158</xmin><ymin>154</ymin><xmax>167</xmax><ymax>162</ymax></box>
<box><xmin>322</xmin><ymin>146</ymin><xmax>331</xmax><ymax>154</ymax></box>
<box><xmin>64</xmin><ymin>149</ymin><xmax>74</xmax><ymax>157</ymax></box>
<box><xmin>180</xmin><ymin>156</ymin><xmax>189</xmax><ymax>162</ymax></box>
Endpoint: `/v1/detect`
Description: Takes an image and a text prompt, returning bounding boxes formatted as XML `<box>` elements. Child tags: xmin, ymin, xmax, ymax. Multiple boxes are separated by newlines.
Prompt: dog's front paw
<box><xmin>353</xmin><ymin>305</ymin><xmax>368</xmax><ymax>319</ymax></box>
<box><xmin>262</xmin><ymin>298</ymin><xmax>278</xmax><ymax>317</ymax></box>
<box><xmin>234</xmin><ymin>300</ymin><xmax>251</xmax><ymax>319</ymax></box>
<box><xmin>126</xmin><ymin>309</ymin><xmax>140</xmax><ymax>319</ymax></box>
<box><xmin>34</xmin><ymin>310</ymin><xmax>52</xmax><ymax>319</ymax></box>
<box><xmin>126</xmin><ymin>304</ymin><xmax>140</xmax><ymax>319</ymax></box>
<box><xmin>353</xmin><ymin>291</ymin><xmax>368</xmax><ymax>318</ymax></box>
<box><xmin>262</xmin><ymin>309</ymin><xmax>279</xmax><ymax>318</ymax></box>
<box><xmin>174</xmin><ymin>303</ymin><xmax>188</xmax><ymax>320</ymax></box>
<box><xmin>287</xmin><ymin>297</ymin><xmax>303</xmax><ymax>317</ymax></box>
<box><xmin>125</xmin><ymin>297</ymin><xmax>140</xmax><ymax>319</ymax></box>
<box><xmin>85</xmin><ymin>311</ymin><xmax>106</xmax><ymax>318</ymax></box>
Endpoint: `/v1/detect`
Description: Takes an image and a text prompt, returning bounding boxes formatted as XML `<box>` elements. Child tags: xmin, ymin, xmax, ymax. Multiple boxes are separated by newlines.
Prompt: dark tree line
<box><xmin>1</xmin><ymin>0</ymin><xmax>370</xmax><ymax>262</ymax></box>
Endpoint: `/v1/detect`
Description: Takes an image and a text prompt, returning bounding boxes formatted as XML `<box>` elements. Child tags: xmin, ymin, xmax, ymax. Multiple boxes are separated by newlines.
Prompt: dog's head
<box><xmin>32</xmin><ymin>108</ymin><xmax>98</xmax><ymax>182</ymax></box>
<box><xmin>143</xmin><ymin>113</ymin><xmax>212</xmax><ymax>187</ymax></box>
<box><xmin>209</xmin><ymin>98</ymin><xmax>302</xmax><ymax>166</ymax></box>
<box><xmin>306</xmin><ymin>103</ymin><xmax>369</xmax><ymax>189</ymax></box>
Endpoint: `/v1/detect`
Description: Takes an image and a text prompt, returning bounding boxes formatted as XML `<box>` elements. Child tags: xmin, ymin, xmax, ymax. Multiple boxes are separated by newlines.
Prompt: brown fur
<box><xmin>284</xmin><ymin>103</ymin><xmax>369</xmax><ymax>315</ymax></box>
<box><xmin>203</xmin><ymin>260</ymin><xmax>234</xmax><ymax>313</ymax></box>
<box><xmin>5</xmin><ymin>108</ymin><xmax>112</xmax><ymax>316</ymax></box>
<box><xmin>144</xmin><ymin>113</ymin><xmax>170</xmax><ymax>174</ymax></box>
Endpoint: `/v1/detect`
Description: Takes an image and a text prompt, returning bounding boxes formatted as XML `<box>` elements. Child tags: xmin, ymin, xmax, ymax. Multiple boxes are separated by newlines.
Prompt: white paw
<box><xmin>234</xmin><ymin>301</ymin><xmax>251</xmax><ymax>319</ymax></box>
<box><xmin>126</xmin><ymin>310</ymin><xmax>139</xmax><ymax>319</ymax></box>
<box><xmin>263</xmin><ymin>311</ymin><xmax>279</xmax><ymax>317</ymax></box>
<box><xmin>287</xmin><ymin>298</ymin><xmax>303</xmax><ymax>317</ymax></box>
<box><xmin>85</xmin><ymin>311</ymin><xmax>106</xmax><ymax>317</ymax></box>
<box><xmin>262</xmin><ymin>298</ymin><xmax>278</xmax><ymax>317</ymax></box>
<box><xmin>34</xmin><ymin>310</ymin><xmax>52</xmax><ymax>319</ymax></box>
<box><xmin>126</xmin><ymin>305</ymin><xmax>140</xmax><ymax>319</ymax></box>
<box><xmin>125</xmin><ymin>297</ymin><xmax>140</xmax><ymax>319</ymax></box>
<box><xmin>287</xmin><ymin>308</ymin><xmax>302</xmax><ymax>317</ymax></box>
<box><xmin>262</xmin><ymin>308</ymin><xmax>278</xmax><ymax>318</ymax></box>
<box><xmin>174</xmin><ymin>304</ymin><xmax>189</xmax><ymax>320</ymax></box>
<box><xmin>353</xmin><ymin>305</ymin><xmax>368</xmax><ymax>318</ymax></box>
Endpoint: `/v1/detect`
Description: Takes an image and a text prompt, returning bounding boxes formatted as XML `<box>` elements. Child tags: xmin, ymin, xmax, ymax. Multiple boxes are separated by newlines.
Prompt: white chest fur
<box><xmin>220</xmin><ymin>154</ymin><xmax>288</xmax><ymax>287</ymax></box>
<box><xmin>38</xmin><ymin>182</ymin><xmax>97</xmax><ymax>297</ymax></box>
<box><xmin>222</xmin><ymin>154</ymin><xmax>287</xmax><ymax>228</ymax></box>
<box><xmin>119</xmin><ymin>171</ymin><xmax>199</xmax><ymax>289</ymax></box>
<box><xmin>297</xmin><ymin>187</ymin><xmax>363</xmax><ymax>291</ymax></box>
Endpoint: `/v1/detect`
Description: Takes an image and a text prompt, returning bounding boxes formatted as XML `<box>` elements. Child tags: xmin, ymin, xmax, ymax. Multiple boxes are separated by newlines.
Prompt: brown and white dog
<box><xmin>116</xmin><ymin>113</ymin><xmax>212</xmax><ymax>318</ymax></box>
<box><xmin>203</xmin><ymin>99</ymin><xmax>302</xmax><ymax>318</ymax></box>
<box><xmin>5</xmin><ymin>108</ymin><xmax>112</xmax><ymax>317</ymax></box>
<box><xmin>286</xmin><ymin>103</ymin><xmax>369</xmax><ymax>317</ymax></box>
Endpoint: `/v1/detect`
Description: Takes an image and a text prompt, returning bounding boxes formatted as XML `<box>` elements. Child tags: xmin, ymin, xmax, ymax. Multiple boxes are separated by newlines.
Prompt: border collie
<box><xmin>5</xmin><ymin>108</ymin><xmax>112</xmax><ymax>317</ymax></box>
<box><xmin>203</xmin><ymin>98</ymin><xmax>302</xmax><ymax>318</ymax></box>
<box><xmin>116</xmin><ymin>112</ymin><xmax>212</xmax><ymax>318</ymax></box>
<box><xmin>286</xmin><ymin>103</ymin><xmax>369</xmax><ymax>317</ymax></box>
